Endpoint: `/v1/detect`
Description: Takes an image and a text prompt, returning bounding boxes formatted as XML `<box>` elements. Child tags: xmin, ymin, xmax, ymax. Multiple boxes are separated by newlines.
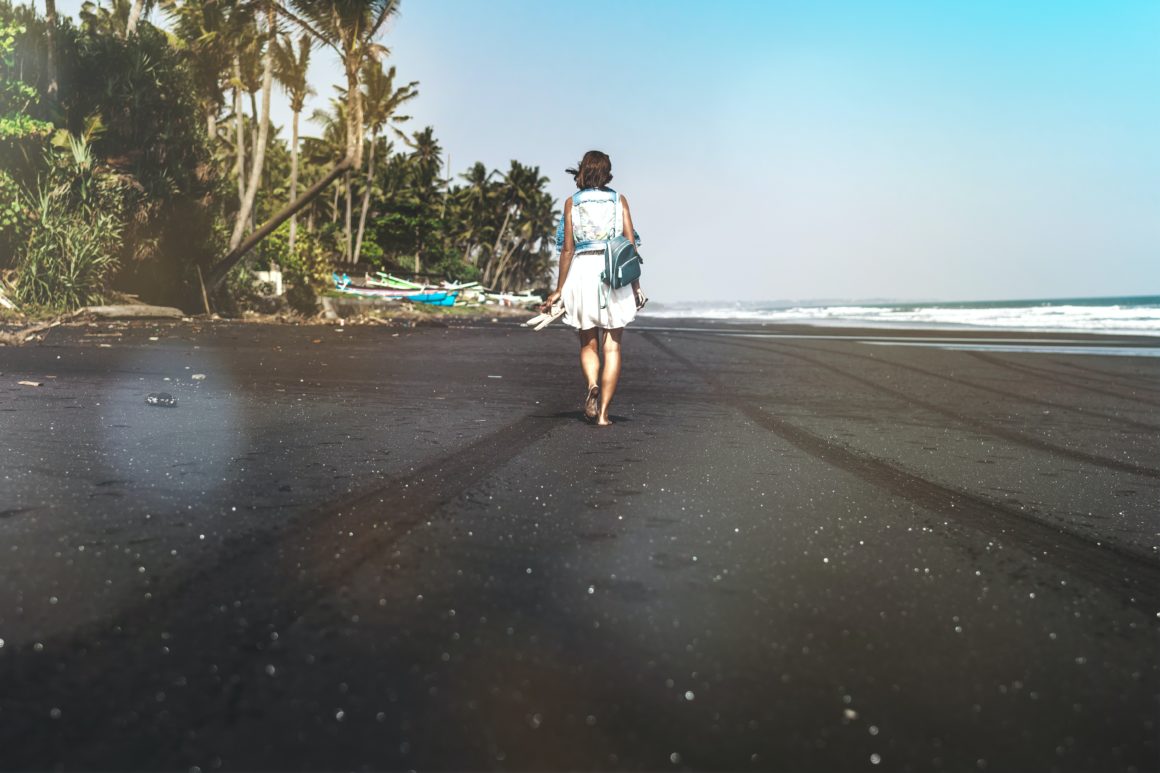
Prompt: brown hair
<box><xmin>566</xmin><ymin>150</ymin><xmax>613</xmax><ymax>189</ymax></box>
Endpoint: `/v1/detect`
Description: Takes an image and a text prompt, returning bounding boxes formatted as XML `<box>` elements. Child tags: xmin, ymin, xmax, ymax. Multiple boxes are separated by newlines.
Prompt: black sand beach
<box><xmin>1</xmin><ymin>318</ymin><xmax>1157</xmax><ymax>771</ymax></box>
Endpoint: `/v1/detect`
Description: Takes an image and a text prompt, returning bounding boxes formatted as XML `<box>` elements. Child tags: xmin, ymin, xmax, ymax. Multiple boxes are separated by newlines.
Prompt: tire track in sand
<box><xmin>769</xmin><ymin>338</ymin><xmax>1160</xmax><ymax>431</ymax></box>
<box><xmin>0</xmin><ymin>409</ymin><xmax>560</xmax><ymax>768</ymax></box>
<box><xmin>966</xmin><ymin>351</ymin><xmax>1160</xmax><ymax>404</ymax></box>
<box><xmin>642</xmin><ymin>331</ymin><xmax>1160</xmax><ymax>611</ymax></box>
<box><xmin>675</xmin><ymin>332</ymin><xmax>1160</xmax><ymax>480</ymax></box>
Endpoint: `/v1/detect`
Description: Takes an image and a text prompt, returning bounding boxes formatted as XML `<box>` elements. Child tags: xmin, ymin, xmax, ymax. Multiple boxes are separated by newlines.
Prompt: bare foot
<box><xmin>584</xmin><ymin>385</ymin><xmax>599</xmax><ymax>421</ymax></box>
<box><xmin>595</xmin><ymin>414</ymin><xmax>614</xmax><ymax>427</ymax></box>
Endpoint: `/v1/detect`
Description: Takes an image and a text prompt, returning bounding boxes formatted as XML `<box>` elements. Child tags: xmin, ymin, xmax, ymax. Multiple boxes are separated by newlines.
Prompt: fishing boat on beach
<box><xmin>332</xmin><ymin>273</ymin><xmax>458</xmax><ymax>305</ymax></box>
<box><xmin>407</xmin><ymin>291</ymin><xmax>458</xmax><ymax>306</ymax></box>
<box><xmin>483</xmin><ymin>290</ymin><xmax>543</xmax><ymax>306</ymax></box>
<box><xmin>365</xmin><ymin>273</ymin><xmax>428</xmax><ymax>290</ymax></box>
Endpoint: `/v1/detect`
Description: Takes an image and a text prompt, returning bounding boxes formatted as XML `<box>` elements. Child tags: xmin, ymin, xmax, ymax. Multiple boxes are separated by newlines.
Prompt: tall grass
<box><xmin>14</xmin><ymin>187</ymin><xmax>122</xmax><ymax>309</ymax></box>
<box><xmin>13</xmin><ymin>136</ymin><xmax>126</xmax><ymax>311</ymax></box>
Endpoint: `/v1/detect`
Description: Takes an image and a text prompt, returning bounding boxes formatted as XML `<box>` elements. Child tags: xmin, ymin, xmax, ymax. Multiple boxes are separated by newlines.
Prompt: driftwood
<box><xmin>80</xmin><ymin>304</ymin><xmax>185</xmax><ymax>319</ymax></box>
<box><xmin>0</xmin><ymin>316</ymin><xmax>74</xmax><ymax>346</ymax></box>
<box><xmin>0</xmin><ymin>304</ymin><xmax>184</xmax><ymax>346</ymax></box>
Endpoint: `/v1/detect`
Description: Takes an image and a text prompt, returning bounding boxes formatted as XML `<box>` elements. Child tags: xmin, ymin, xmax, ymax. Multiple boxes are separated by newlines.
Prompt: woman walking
<box><xmin>542</xmin><ymin>150</ymin><xmax>646</xmax><ymax>427</ymax></box>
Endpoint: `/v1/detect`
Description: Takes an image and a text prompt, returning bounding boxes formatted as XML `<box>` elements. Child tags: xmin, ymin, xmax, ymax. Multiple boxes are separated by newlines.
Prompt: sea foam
<box><xmin>642</xmin><ymin>296</ymin><xmax>1160</xmax><ymax>336</ymax></box>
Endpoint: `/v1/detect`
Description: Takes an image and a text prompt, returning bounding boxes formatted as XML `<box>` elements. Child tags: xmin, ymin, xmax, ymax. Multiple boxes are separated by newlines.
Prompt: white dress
<box><xmin>561</xmin><ymin>189</ymin><xmax>638</xmax><ymax>330</ymax></box>
<box><xmin>562</xmin><ymin>251</ymin><xmax>637</xmax><ymax>330</ymax></box>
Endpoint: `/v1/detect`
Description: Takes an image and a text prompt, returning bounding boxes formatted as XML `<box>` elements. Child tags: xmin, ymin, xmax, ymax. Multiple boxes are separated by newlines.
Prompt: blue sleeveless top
<box><xmin>554</xmin><ymin>187</ymin><xmax>641</xmax><ymax>255</ymax></box>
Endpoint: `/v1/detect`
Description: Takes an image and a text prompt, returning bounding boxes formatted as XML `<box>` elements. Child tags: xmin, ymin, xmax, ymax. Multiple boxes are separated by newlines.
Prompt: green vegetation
<box><xmin>0</xmin><ymin>0</ymin><xmax>557</xmax><ymax>314</ymax></box>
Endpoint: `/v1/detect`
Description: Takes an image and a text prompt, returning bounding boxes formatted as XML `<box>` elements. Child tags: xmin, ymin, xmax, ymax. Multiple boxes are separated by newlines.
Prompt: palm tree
<box><xmin>309</xmin><ymin>95</ymin><xmax>356</xmax><ymax>260</ymax></box>
<box><xmin>226</xmin><ymin>1</ymin><xmax>275</xmax><ymax>253</ymax></box>
<box><xmin>497</xmin><ymin>188</ymin><xmax>556</xmax><ymax>290</ymax></box>
<box><xmin>484</xmin><ymin>161</ymin><xmax>552</xmax><ymax>289</ymax></box>
<box><xmin>352</xmin><ymin>61</ymin><xmax>416</xmax><ymax>264</ymax></box>
<box><xmin>282</xmin><ymin>0</ymin><xmax>399</xmax><ymax>169</ymax></box>
<box><xmin>79</xmin><ymin>0</ymin><xmax>132</xmax><ymax>36</ymax></box>
<box><xmin>453</xmin><ymin>162</ymin><xmax>497</xmax><ymax>265</ymax></box>
<box><xmin>163</xmin><ymin>0</ymin><xmax>236</xmax><ymax>140</ymax></box>
<box><xmin>207</xmin><ymin>0</ymin><xmax>400</xmax><ymax>286</ymax></box>
<box><xmin>80</xmin><ymin>0</ymin><xmax>155</xmax><ymax>37</ymax></box>
<box><xmin>272</xmin><ymin>31</ymin><xmax>313</xmax><ymax>257</ymax></box>
<box><xmin>306</xmin><ymin>97</ymin><xmax>348</xmax><ymax>223</ymax></box>
<box><xmin>124</xmin><ymin>0</ymin><xmax>155</xmax><ymax>36</ymax></box>
<box><xmin>406</xmin><ymin>126</ymin><xmax>442</xmax><ymax>272</ymax></box>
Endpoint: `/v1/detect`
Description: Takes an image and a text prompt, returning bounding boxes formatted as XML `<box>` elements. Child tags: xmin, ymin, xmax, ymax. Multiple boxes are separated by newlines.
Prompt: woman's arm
<box><xmin>621</xmin><ymin>194</ymin><xmax>645</xmax><ymax>299</ymax></box>
<box><xmin>620</xmin><ymin>194</ymin><xmax>635</xmax><ymax>241</ymax></box>
<box><xmin>542</xmin><ymin>198</ymin><xmax>574</xmax><ymax>308</ymax></box>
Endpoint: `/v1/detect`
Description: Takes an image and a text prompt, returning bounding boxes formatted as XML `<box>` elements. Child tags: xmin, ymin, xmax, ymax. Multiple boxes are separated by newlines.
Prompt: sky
<box><xmin>54</xmin><ymin>0</ymin><xmax>1160</xmax><ymax>303</ymax></box>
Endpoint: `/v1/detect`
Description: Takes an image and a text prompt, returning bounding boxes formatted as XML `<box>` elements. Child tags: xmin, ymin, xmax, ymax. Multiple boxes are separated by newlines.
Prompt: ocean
<box><xmin>642</xmin><ymin>295</ymin><xmax>1160</xmax><ymax>336</ymax></box>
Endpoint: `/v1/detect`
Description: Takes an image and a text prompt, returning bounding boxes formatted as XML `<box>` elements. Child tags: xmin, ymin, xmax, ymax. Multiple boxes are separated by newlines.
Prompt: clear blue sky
<box><xmin>55</xmin><ymin>1</ymin><xmax>1160</xmax><ymax>302</ymax></box>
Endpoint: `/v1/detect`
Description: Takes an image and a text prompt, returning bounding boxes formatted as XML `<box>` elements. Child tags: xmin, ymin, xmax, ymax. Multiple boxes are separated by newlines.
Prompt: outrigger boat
<box><xmin>365</xmin><ymin>273</ymin><xmax>481</xmax><ymax>293</ymax></box>
<box><xmin>332</xmin><ymin>275</ymin><xmax>458</xmax><ymax>305</ymax></box>
<box><xmin>483</xmin><ymin>290</ymin><xmax>543</xmax><ymax>306</ymax></box>
<box><xmin>364</xmin><ymin>272</ymin><xmax>427</xmax><ymax>290</ymax></box>
<box><xmin>408</xmin><ymin>291</ymin><xmax>458</xmax><ymax>306</ymax></box>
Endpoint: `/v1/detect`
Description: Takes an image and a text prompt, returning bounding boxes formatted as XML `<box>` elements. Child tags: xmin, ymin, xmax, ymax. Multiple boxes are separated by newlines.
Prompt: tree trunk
<box><xmin>232</xmin><ymin>71</ymin><xmax>245</xmax><ymax>211</ymax></box>
<box><xmin>206</xmin><ymin>110</ymin><xmax>217</xmax><ymax>143</ymax></box>
<box><xmin>125</xmin><ymin>0</ymin><xmax>145</xmax><ymax>36</ymax></box>
<box><xmin>206</xmin><ymin>156</ymin><xmax>354</xmax><ymax>288</ymax></box>
<box><xmin>344</xmin><ymin>59</ymin><xmax>364</xmax><ymax>168</ymax></box>
<box><xmin>483</xmin><ymin>209</ymin><xmax>512</xmax><ymax>286</ymax></box>
<box><xmin>228</xmin><ymin>4</ymin><xmax>275</xmax><ymax>252</ymax></box>
<box><xmin>288</xmin><ymin>108</ymin><xmax>300</xmax><ymax>257</ymax></box>
<box><xmin>44</xmin><ymin>0</ymin><xmax>57</xmax><ymax>98</ymax></box>
<box><xmin>249</xmin><ymin>88</ymin><xmax>260</xmax><ymax>175</ymax></box>
<box><xmin>343</xmin><ymin>171</ymin><xmax>352</xmax><ymax>263</ymax></box>
<box><xmin>353</xmin><ymin>135</ymin><xmax>376</xmax><ymax>265</ymax></box>
<box><xmin>490</xmin><ymin>240</ymin><xmax>521</xmax><ymax>293</ymax></box>
<box><xmin>414</xmin><ymin>198</ymin><xmax>424</xmax><ymax>275</ymax></box>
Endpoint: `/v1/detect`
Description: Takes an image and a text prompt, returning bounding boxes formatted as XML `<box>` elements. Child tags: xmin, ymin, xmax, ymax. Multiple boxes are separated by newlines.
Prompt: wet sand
<box><xmin>1</xmin><ymin>318</ymin><xmax>1157</xmax><ymax>770</ymax></box>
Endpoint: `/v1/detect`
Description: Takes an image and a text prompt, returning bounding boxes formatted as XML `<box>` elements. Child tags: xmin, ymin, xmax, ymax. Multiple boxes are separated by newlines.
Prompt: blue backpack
<box><xmin>555</xmin><ymin>190</ymin><xmax>643</xmax><ymax>290</ymax></box>
<box><xmin>602</xmin><ymin>232</ymin><xmax>642</xmax><ymax>290</ymax></box>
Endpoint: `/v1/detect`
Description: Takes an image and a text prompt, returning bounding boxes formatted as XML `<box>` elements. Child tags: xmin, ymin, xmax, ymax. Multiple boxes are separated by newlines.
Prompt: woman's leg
<box><xmin>579</xmin><ymin>327</ymin><xmax>600</xmax><ymax>380</ymax></box>
<box><xmin>579</xmin><ymin>328</ymin><xmax>601</xmax><ymax>419</ymax></box>
<box><xmin>596</xmin><ymin>327</ymin><xmax>623</xmax><ymax>425</ymax></box>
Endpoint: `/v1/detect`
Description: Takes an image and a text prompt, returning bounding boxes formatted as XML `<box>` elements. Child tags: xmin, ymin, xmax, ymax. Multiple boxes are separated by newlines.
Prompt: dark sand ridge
<box><xmin>0</xmin><ymin>319</ymin><xmax>1157</xmax><ymax>770</ymax></box>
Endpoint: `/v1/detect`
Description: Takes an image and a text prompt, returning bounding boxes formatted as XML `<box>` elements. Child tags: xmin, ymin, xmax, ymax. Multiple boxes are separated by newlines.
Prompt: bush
<box><xmin>67</xmin><ymin>23</ymin><xmax>217</xmax><ymax>304</ymax></box>
<box><xmin>428</xmin><ymin>252</ymin><xmax>481</xmax><ymax>284</ymax></box>
<box><xmin>12</xmin><ymin>136</ymin><xmax>127</xmax><ymax>310</ymax></box>
<box><xmin>15</xmin><ymin>186</ymin><xmax>122</xmax><ymax>309</ymax></box>
<box><xmin>0</xmin><ymin>19</ymin><xmax>53</xmax><ymax>266</ymax></box>
<box><xmin>0</xmin><ymin>168</ymin><xmax>26</xmax><ymax>245</ymax></box>
<box><xmin>253</xmin><ymin>221</ymin><xmax>330</xmax><ymax>315</ymax></box>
